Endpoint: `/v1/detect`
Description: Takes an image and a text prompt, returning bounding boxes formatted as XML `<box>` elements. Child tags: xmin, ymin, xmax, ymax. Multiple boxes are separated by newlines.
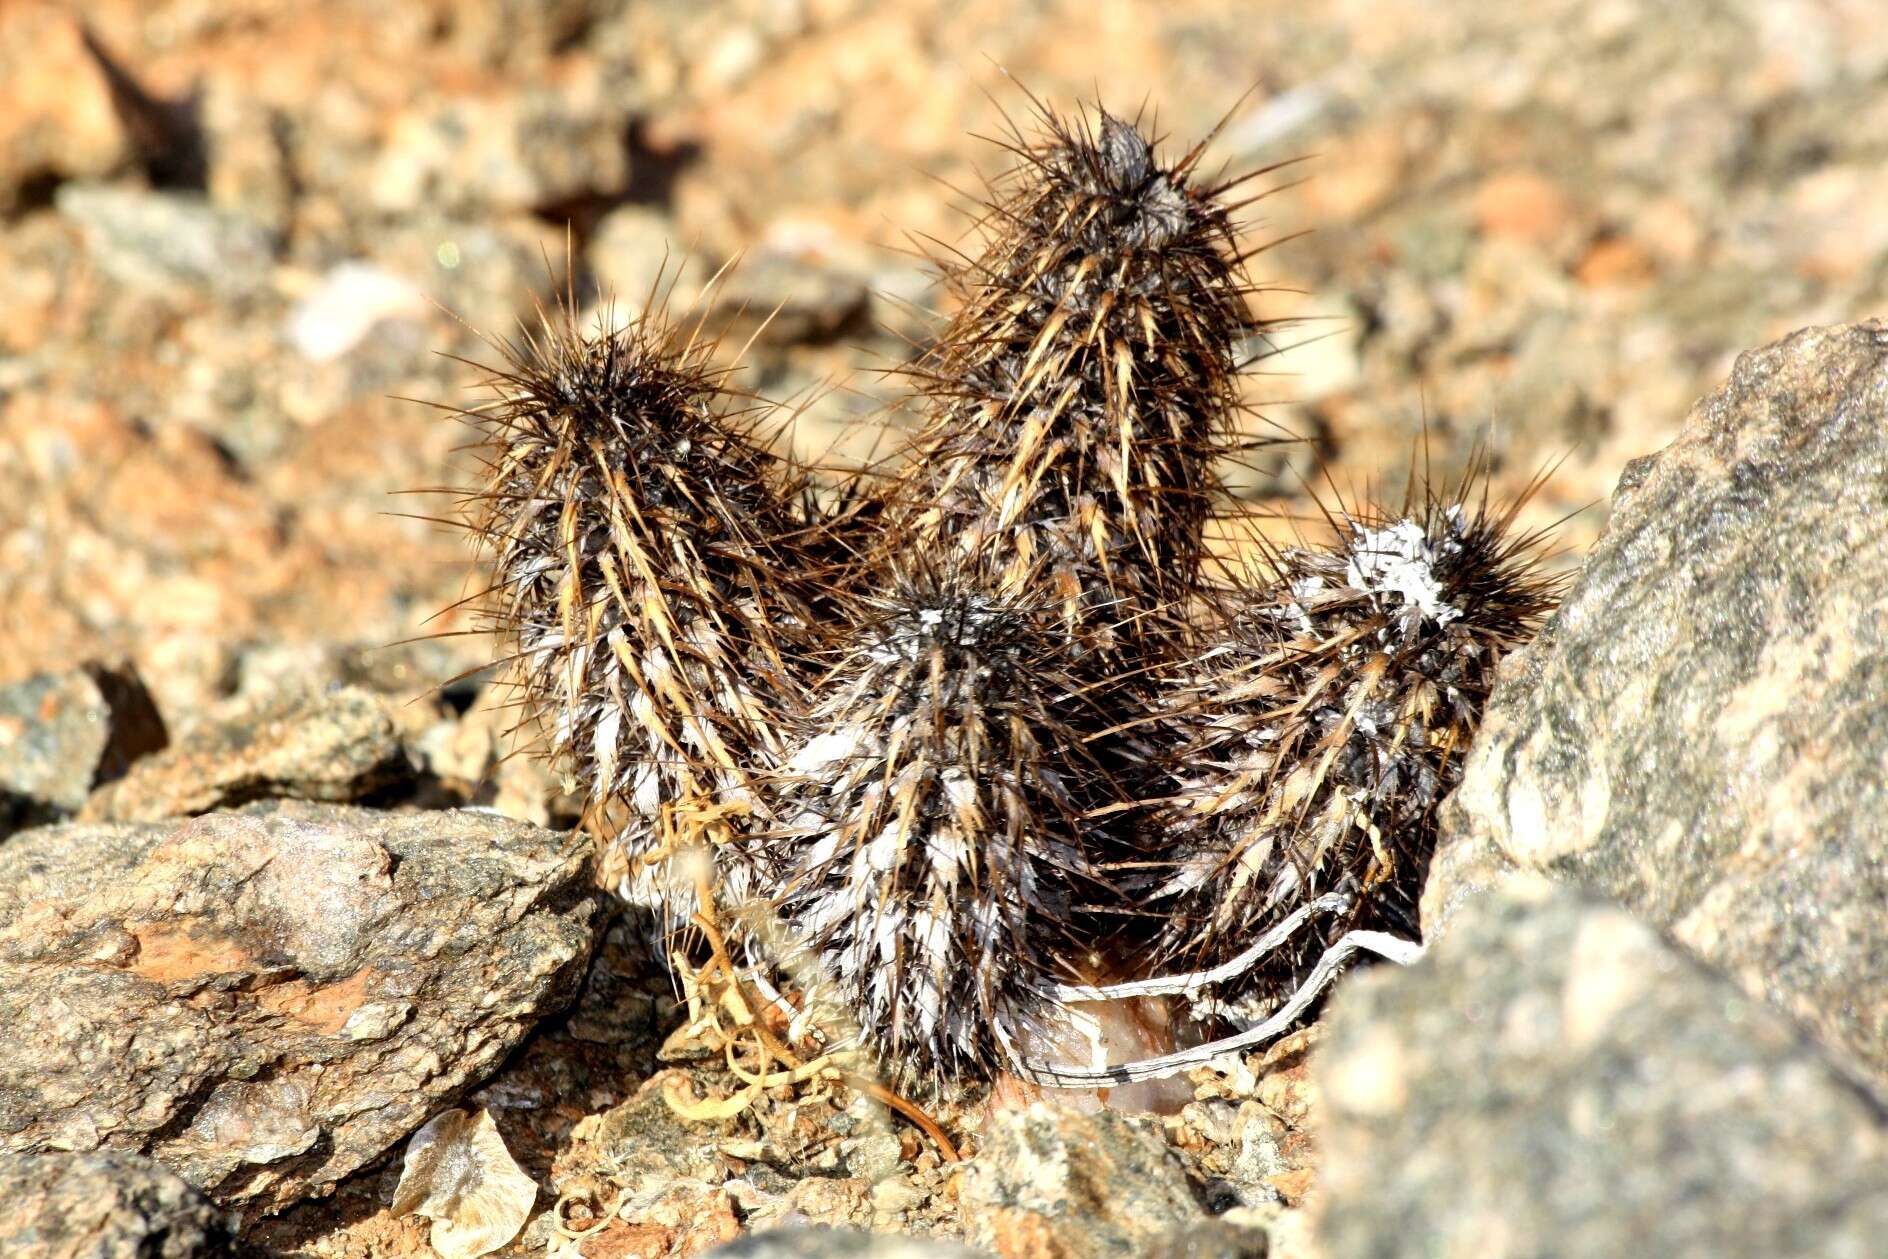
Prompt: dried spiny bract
<box><xmin>895</xmin><ymin>106</ymin><xmax>1271</xmax><ymax>645</ymax></box>
<box><xmin>1153</xmin><ymin>481</ymin><xmax>1559</xmax><ymax>1003</ymax></box>
<box><xmin>459</xmin><ymin>302</ymin><xmax>815</xmax><ymax>892</ymax></box>
<box><xmin>762</xmin><ymin>565</ymin><xmax>1110</xmax><ymax>1091</ymax></box>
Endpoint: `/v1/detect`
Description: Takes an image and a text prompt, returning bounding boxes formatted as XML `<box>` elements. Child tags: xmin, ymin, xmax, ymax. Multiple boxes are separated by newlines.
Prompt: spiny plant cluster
<box><xmin>445</xmin><ymin>100</ymin><xmax>1560</xmax><ymax>1096</ymax></box>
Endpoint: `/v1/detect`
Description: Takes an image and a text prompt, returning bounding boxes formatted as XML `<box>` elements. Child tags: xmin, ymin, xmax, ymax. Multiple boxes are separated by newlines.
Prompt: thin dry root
<box><xmin>841</xmin><ymin>1074</ymin><xmax>962</xmax><ymax>1164</ymax></box>
<box><xmin>1016</xmin><ymin>928</ymin><xmax>1426</xmax><ymax>1087</ymax></box>
<box><xmin>656</xmin><ymin>871</ymin><xmax>963</xmax><ymax>1165</ymax></box>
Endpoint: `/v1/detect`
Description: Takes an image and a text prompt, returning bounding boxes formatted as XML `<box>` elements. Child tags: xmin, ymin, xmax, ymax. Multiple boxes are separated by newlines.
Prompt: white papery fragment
<box><xmin>1346</xmin><ymin>508</ymin><xmax>1466</xmax><ymax>625</ymax></box>
<box><xmin>391</xmin><ymin>1107</ymin><xmax>537</xmax><ymax>1259</ymax></box>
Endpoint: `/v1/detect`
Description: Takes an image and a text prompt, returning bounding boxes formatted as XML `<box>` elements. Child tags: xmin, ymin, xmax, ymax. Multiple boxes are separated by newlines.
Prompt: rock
<box><xmin>960</xmin><ymin>1104</ymin><xmax>1205</xmax><ymax>1259</ymax></box>
<box><xmin>0</xmin><ymin>12</ymin><xmax>128</xmax><ymax>214</ymax></box>
<box><xmin>81</xmin><ymin>685</ymin><xmax>409</xmax><ymax>823</ymax></box>
<box><xmin>197</xmin><ymin>78</ymin><xmax>294</xmax><ymax>232</ymax></box>
<box><xmin>589</xmin><ymin>205</ymin><xmax>711</xmax><ymax>313</ymax></box>
<box><xmin>1140</xmin><ymin>1219</ymin><xmax>1271</xmax><ymax>1258</ymax></box>
<box><xmin>1223</xmin><ymin>1206</ymin><xmax>1318</xmax><ymax>1259</ymax></box>
<box><xmin>703</xmin><ymin>1229</ymin><xmax>988</xmax><ymax>1258</ymax></box>
<box><xmin>217</xmin><ymin>639</ymin><xmax>469</xmax><ymax>746</ymax></box>
<box><xmin>1316</xmin><ymin>883</ymin><xmax>1888</xmax><ymax>1258</ymax></box>
<box><xmin>0</xmin><ymin>662</ymin><xmax>166</xmax><ymax>832</ymax></box>
<box><xmin>708</xmin><ymin>251</ymin><xmax>869</xmax><ymax>345</ymax></box>
<box><xmin>0</xmin><ymin>803</ymin><xmax>605</xmax><ymax>1214</ymax></box>
<box><xmin>55</xmin><ymin>184</ymin><xmax>278</xmax><ymax>297</ymax></box>
<box><xmin>368</xmin><ymin>74</ymin><xmax>632</xmax><ymax>215</ymax></box>
<box><xmin>1435</xmin><ymin>320</ymin><xmax>1888</xmax><ymax>1092</ymax></box>
<box><xmin>368</xmin><ymin>212</ymin><xmax>571</xmax><ymax>341</ymax></box>
<box><xmin>0</xmin><ymin>1150</ymin><xmax>233</xmax><ymax>1259</ymax></box>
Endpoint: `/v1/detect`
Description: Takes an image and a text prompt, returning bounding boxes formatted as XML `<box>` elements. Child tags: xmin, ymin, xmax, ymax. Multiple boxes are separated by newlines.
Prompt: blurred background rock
<box><xmin>2</xmin><ymin>0</ymin><xmax>1883</xmax><ymax>714</ymax></box>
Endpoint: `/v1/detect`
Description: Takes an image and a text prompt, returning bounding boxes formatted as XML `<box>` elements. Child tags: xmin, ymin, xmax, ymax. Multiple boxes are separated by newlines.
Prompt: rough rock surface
<box><xmin>1139</xmin><ymin>1220</ymin><xmax>1273</xmax><ymax>1259</ymax></box>
<box><xmin>706</xmin><ymin>250</ymin><xmax>870</xmax><ymax>345</ymax></box>
<box><xmin>704</xmin><ymin>1229</ymin><xmax>988</xmax><ymax>1258</ymax></box>
<box><xmin>81</xmin><ymin>685</ymin><xmax>409</xmax><ymax>823</ymax></box>
<box><xmin>1317</xmin><ymin>882</ymin><xmax>1888</xmax><ymax>1259</ymax></box>
<box><xmin>0</xmin><ymin>661</ymin><xmax>165</xmax><ymax>831</ymax></box>
<box><xmin>0</xmin><ymin>803</ymin><xmax>605</xmax><ymax>1215</ymax></box>
<box><xmin>0</xmin><ymin>1150</ymin><xmax>233</xmax><ymax>1259</ymax></box>
<box><xmin>959</xmin><ymin>1105</ymin><xmax>1206</xmax><ymax>1259</ymax></box>
<box><xmin>1169</xmin><ymin>1027</ymin><xmax>1322</xmax><ymax>1215</ymax></box>
<box><xmin>1435</xmin><ymin>320</ymin><xmax>1888</xmax><ymax>1090</ymax></box>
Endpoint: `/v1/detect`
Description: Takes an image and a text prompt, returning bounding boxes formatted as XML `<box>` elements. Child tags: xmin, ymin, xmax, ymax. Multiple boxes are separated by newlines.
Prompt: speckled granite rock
<box><xmin>960</xmin><ymin>1104</ymin><xmax>1205</xmax><ymax>1259</ymax></box>
<box><xmin>366</xmin><ymin>73</ymin><xmax>634</xmax><ymax>215</ymax></box>
<box><xmin>0</xmin><ymin>804</ymin><xmax>605</xmax><ymax>1216</ymax></box>
<box><xmin>1317</xmin><ymin>883</ymin><xmax>1888</xmax><ymax>1259</ymax></box>
<box><xmin>80</xmin><ymin>685</ymin><xmax>409</xmax><ymax>823</ymax></box>
<box><xmin>1431</xmin><ymin>320</ymin><xmax>1888</xmax><ymax>1092</ymax></box>
<box><xmin>0</xmin><ymin>1150</ymin><xmax>233</xmax><ymax>1258</ymax></box>
<box><xmin>0</xmin><ymin>661</ymin><xmax>165</xmax><ymax>833</ymax></box>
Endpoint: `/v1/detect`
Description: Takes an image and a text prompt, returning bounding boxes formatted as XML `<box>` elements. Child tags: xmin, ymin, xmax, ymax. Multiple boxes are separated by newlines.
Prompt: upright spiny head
<box><xmin>761</xmin><ymin>558</ymin><xmax>1113</xmax><ymax>1092</ymax></box>
<box><xmin>1153</xmin><ymin>459</ymin><xmax>1562</xmax><ymax>1001</ymax></box>
<box><xmin>890</xmin><ymin>99</ymin><xmax>1287</xmax><ymax>645</ymax></box>
<box><xmin>452</xmin><ymin>293</ymin><xmax>817</xmax><ymax>888</ymax></box>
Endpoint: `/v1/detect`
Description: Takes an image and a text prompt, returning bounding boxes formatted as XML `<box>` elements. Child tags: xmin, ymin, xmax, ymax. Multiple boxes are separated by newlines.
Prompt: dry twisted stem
<box><xmin>656</xmin><ymin>886</ymin><xmax>962</xmax><ymax>1161</ymax></box>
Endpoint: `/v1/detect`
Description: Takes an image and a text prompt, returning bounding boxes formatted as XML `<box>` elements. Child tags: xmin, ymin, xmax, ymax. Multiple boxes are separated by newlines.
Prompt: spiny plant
<box><xmin>888</xmin><ymin>98</ymin><xmax>1286</xmax><ymax>648</ymax></box>
<box><xmin>1149</xmin><ymin>461</ymin><xmax>1563</xmax><ymax>1012</ymax></box>
<box><xmin>448</xmin><ymin>290</ymin><xmax>828</xmax><ymax>904</ymax></box>
<box><xmin>760</xmin><ymin>558</ymin><xmax>1121</xmax><ymax>1091</ymax></box>
<box><xmin>439</xmin><ymin>97</ymin><xmax>1561</xmax><ymax>1102</ymax></box>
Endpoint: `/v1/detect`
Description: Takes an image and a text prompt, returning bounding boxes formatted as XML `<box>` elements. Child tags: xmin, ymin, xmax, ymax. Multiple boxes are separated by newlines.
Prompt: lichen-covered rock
<box><xmin>960</xmin><ymin>1105</ymin><xmax>1205</xmax><ymax>1259</ymax></box>
<box><xmin>0</xmin><ymin>661</ymin><xmax>165</xmax><ymax>833</ymax></box>
<box><xmin>80</xmin><ymin>685</ymin><xmax>409</xmax><ymax>823</ymax></box>
<box><xmin>1316</xmin><ymin>883</ymin><xmax>1888</xmax><ymax>1258</ymax></box>
<box><xmin>0</xmin><ymin>803</ymin><xmax>605</xmax><ymax>1215</ymax></box>
<box><xmin>1433</xmin><ymin>320</ymin><xmax>1888</xmax><ymax>1091</ymax></box>
<box><xmin>0</xmin><ymin>1150</ymin><xmax>233</xmax><ymax>1259</ymax></box>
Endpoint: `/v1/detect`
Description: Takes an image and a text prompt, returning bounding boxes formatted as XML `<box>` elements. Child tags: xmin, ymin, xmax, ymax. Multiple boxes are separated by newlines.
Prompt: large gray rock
<box><xmin>1316</xmin><ymin>883</ymin><xmax>1888</xmax><ymax>1259</ymax></box>
<box><xmin>0</xmin><ymin>1150</ymin><xmax>232</xmax><ymax>1258</ymax></box>
<box><xmin>706</xmin><ymin>251</ymin><xmax>869</xmax><ymax>345</ymax></box>
<box><xmin>0</xmin><ymin>804</ymin><xmax>605</xmax><ymax>1215</ymax></box>
<box><xmin>367</xmin><ymin>79</ymin><xmax>633</xmax><ymax>215</ymax></box>
<box><xmin>1433</xmin><ymin>320</ymin><xmax>1888</xmax><ymax>1090</ymax></box>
